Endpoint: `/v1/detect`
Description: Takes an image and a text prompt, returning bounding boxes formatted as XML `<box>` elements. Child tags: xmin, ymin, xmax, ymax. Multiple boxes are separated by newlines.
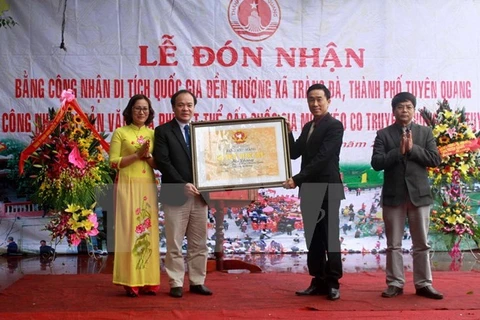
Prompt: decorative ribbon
<box><xmin>19</xmin><ymin>89</ymin><xmax>110</xmax><ymax>174</ymax></box>
<box><xmin>438</xmin><ymin>138</ymin><xmax>480</xmax><ymax>157</ymax></box>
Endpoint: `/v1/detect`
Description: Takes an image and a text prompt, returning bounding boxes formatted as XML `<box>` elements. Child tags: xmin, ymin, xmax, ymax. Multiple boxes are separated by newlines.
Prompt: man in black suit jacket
<box><xmin>6</xmin><ymin>236</ymin><xmax>18</xmax><ymax>254</ymax></box>
<box><xmin>283</xmin><ymin>84</ymin><xmax>345</xmax><ymax>301</ymax></box>
<box><xmin>153</xmin><ymin>89</ymin><xmax>212</xmax><ymax>298</ymax></box>
<box><xmin>371</xmin><ymin>92</ymin><xmax>443</xmax><ymax>300</ymax></box>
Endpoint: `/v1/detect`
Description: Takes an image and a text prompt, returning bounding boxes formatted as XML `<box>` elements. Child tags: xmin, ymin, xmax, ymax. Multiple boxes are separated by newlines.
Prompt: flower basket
<box><xmin>19</xmin><ymin>90</ymin><xmax>113</xmax><ymax>248</ymax></box>
<box><xmin>420</xmin><ymin>100</ymin><xmax>480</xmax><ymax>256</ymax></box>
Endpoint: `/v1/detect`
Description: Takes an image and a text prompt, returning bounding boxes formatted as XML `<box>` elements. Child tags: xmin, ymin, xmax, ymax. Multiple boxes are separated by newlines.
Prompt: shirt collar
<box><xmin>395</xmin><ymin>122</ymin><xmax>412</xmax><ymax>132</ymax></box>
<box><xmin>175</xmin><ymin>118</ymin><xmax>189</xmax><ymax>129</ymax></box>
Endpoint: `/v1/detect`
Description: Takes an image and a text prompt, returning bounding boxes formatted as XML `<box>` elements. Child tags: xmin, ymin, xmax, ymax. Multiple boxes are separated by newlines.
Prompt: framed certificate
<box><xmin>191</xmin><ymin>117</ymin><xmax>291</xmax><ymax>192</ymax></box>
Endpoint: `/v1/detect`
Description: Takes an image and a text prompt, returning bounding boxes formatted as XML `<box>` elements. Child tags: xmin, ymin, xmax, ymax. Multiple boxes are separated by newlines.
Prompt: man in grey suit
<box><xmin>153</xmin><ymin>89</ymin><xmax>212</xmax><ymax>298</ymax></box>
<box><xmin>371</xmin><ymin>92</ymin><xmax>443</xmax><ymax>299</ymax></box>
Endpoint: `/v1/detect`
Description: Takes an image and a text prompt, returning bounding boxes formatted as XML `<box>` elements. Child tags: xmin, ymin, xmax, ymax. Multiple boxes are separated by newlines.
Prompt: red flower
<box><xmin>143</xmin><ymin>218</ymin><xmax>151</xmax><ymax>229</ymax></box>
<box><xmin>135</xmin><ymin>224</ymin><xmax>146</xmax><ymax>234</ymax></box>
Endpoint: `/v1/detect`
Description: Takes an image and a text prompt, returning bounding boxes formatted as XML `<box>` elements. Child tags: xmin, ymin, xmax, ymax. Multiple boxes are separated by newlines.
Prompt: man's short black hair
<box><xmin>391</xmin><ymin>92</ymin><xmax>416</xmax><ymax>110</ymax></box>
<box><xmin>307</xmin><ymin>83</ymin><xmax>331</xmax><ymax>100</ymax></box>
<box><xmin>171</xmin><ymin>89</ymin><xmax>197</xmax><ymax>107</ymax></box>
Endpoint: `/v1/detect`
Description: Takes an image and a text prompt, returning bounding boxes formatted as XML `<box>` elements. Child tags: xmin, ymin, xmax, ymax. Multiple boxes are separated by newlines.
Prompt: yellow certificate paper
<box><xmin>191</xmin><ymin>117</ymin><xmax>291</xmax><ymax>192</ymax></box>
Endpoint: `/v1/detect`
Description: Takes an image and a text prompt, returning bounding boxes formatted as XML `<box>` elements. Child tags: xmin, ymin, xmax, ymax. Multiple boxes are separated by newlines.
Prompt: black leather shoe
<box><xmin>295</xmin><ymin>284</ymin><xmax>328</xmax><ymax>295</ymax></box>
<box><xmin>381</xmin><ymin>286</ymin><xmax>403</xmax><ymax>298</ymax></box>
<box><xmin>327</xmin><ymin>288</ymin><xmax>340</xmax><ymax>300</ymax></box>
<box><xmin>295</xmin><ymin>278</ymin><xmax>328</xmax><ymax>296</ymax></box>
<box><xmin>416</xmin><ymin>286</ymin><xmax>443</xmax><ymax>300</ymax></box>
<box><xmin>190</xmin><ymin>284</ymin><xmax>213</xmax><ymax>295</ymax></box>
<box><xmin>169</xmin><ymin>287</ymin><xmax>183</xmax><ymax>298</ymax></box>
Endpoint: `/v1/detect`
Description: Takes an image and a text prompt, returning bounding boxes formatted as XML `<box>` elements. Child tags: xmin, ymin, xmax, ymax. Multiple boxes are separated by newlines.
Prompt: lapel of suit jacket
<box><xmin>410</xmin><ymin>123</ymin><xmax>421</xmax><ymax>145</ymax></box>
<box><xmin>386</xmin><ymin>123</ymin><xmax>403</xmax><ymax>149</ymax></box>
<box><xmin>171</xmin><ymin>119</ymin><xmax>191</xmax><ymax>158</ymax></box>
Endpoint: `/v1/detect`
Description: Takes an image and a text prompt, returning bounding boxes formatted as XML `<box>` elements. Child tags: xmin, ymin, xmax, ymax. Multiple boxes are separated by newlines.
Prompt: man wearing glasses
<box><xmin>371</xmin><ymin>92</ymin><xmax>443</xmax><ymax>300</ymax></box>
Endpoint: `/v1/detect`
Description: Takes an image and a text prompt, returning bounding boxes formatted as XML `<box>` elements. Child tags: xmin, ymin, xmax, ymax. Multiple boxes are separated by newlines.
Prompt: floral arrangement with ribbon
<box><xmin>420</xmin><ymin>99</ymin><xmax>480</xmax><ymax>251</ymax></box>
<box><xmin>420</xmin><ymin>100</ymin><xmax>480</xmax><ymax>185</ymax></box>
<box><xmin>19</xmin><ymin>89</ymin><xmax>112</xmax><ymax>246</ymax></box>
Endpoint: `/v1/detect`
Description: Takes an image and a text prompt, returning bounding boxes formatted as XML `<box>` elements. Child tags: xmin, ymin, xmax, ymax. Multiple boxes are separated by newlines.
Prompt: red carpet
<box><xmin>1</xmin><ymin>271</ymin><xmax>479</xmax><ymax>319</ymax></box>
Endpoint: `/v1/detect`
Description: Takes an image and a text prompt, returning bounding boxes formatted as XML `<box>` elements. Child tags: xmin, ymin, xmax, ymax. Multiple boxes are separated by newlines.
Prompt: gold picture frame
<box><xmin>191</xmin><ymin>117</ymin><xmax>291</xmax><ymax>192</ymax></box>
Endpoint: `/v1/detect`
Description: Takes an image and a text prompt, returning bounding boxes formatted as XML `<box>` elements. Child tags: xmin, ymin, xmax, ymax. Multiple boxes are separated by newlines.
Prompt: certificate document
<box><xmin>191</xmin><ymin>117</ymin><xmax>291</xmax><ymax>192</ymax></box>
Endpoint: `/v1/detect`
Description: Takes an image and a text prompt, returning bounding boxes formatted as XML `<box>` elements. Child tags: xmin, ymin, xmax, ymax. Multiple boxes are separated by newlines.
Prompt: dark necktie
<box><xmin>184</xmin><ymin>124</ymin><xmax>191</xmax><ymax>149</ymax></box>
<box><xmin>306</xmin><ymin>122</ymin><xmax>315</xmax><ymax>141</ymax></box>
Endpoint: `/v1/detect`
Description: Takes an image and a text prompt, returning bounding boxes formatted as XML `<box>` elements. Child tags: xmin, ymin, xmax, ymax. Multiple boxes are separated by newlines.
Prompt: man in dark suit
<box><xmin>153</xmin><ymin>89</ymin><xmax>212</xmax><ymax>298</ymax></box>
<box><xmin>283</xmin><ymin>83</ymin><xmax>345</xmax><ymax>301</ymax></box>
<box><xmin>6</xmin><ymin>236</ymin><xmax>18</xmax><ymax>254</ymax></box>
<box><xmin>39</xmin><ymin>240</ymin><xmax>55</xmax><ymax>256</ymax></box>
<box><xmin>371</xmin><ymin>92</ymin><xmax>443</xmax><ymax>299</ymax></box>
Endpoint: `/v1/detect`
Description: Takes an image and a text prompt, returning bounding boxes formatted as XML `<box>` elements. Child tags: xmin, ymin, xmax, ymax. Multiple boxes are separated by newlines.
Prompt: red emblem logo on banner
<box><xmin>228</xmin><ymin>0</ymin><xmax>281</xmax><ymax>42</ymax></box>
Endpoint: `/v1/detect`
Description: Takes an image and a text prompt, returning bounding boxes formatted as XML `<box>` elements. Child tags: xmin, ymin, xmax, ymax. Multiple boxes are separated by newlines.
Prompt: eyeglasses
<box><xmin>396</xmin><ymin>104</ymin><xmax>414</xmax><ymax>111</ymax></box>
<box><xmin>133</xmin><ymin>107</ymin><xmax>149</xmax><ymax>113</ymax></box>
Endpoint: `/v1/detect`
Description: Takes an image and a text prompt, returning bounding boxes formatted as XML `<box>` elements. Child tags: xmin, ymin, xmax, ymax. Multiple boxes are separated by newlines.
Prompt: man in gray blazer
<box><xmin>371</xmin><ymin>92</ymin><xmax>443</xmax><ymax>299</ymax></box>
<box><xmin>154</xmin><ymin>89</ymin><xmax>212</xmax><ymax>298</ymax></box>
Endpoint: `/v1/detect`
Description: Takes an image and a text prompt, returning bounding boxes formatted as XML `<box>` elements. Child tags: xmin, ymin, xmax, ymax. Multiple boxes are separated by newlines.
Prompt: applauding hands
<box><xmin>400</xmin><ymin>128</ymin><xmax>412</xmax><ymax>155</ymax></box>
<box><xmin>136</xmin><ymin>140</ymin><xmax>152</xmax><ymax>159</ymax></box>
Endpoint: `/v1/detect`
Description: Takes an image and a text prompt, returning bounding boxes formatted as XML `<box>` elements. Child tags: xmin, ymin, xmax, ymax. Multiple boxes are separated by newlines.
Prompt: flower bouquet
<box><xmin>430</xmin><ymin>172</ymin><xmax>478</xmax><ymax>247</ymax></box>
<box><xmin>421</xmin><ymin>100</ymin><xmax>480</xmax><ymax>185</ymax></box>
<box><xmin>420</xmin><ymin>100</ymin><xmax>480</xmax><ymax>254</ymax></box>
<box><xmin>20</xmin><ymin>90</ymin><xmax>113</xmax><ymax>247</ymax></box>
<box><xmin>24</xmin><ymin>107</ymin><xmax>111</xmax><ymax>211</ymax></box>
<box><xmin>46</xmin><ymin>204</ymin><xmax>99</xmax><ymax>246</ymax></box>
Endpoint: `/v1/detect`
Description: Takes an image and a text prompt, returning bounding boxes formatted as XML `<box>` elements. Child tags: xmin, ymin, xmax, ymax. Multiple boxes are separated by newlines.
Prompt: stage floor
<box><xmin>1</xmin><ymin>251</ymin><xmax>479</xmax><ymax>293</ymax></box>
<box><xmin>1</xmin><ymin>268</ymin><xmax>480</xmax><ymax>320</ymax></box>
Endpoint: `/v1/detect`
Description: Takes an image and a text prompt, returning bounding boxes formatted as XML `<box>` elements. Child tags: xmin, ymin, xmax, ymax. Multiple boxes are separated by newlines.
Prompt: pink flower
<box><xmin>446</xmin><ymin>127</ymin><xmax>457</xmax><ymax>138</ymax></box>
<box><xmin>135</xmin><ymin>208</ymin><xmax>141</xmax><ymax>215</ymax></box>
<box><xmin>87</xmin><ymin>228</ymin><xmax>99</xmax><ymax>236</ymax></box>
<box><xmin>88</xmin><ymin>214</ymin><xmax>98</xmax><ymax>228</ymax></box>
<box><xmin>68</xmin><ymin>144</ymin><xmax>86</xmax><ymax>169</ymax></box>
<box><xmin>135</xmin><ymin>224</ymin><xmax>146</xmax><ymax>234</ymax></box>
<box><xmin>70</xmin><ymin>234</ymin><xmax>81</xmax><ymax>246</ymax></box>
<box><xmin>144</xmin><ymin>218</ymin><xmax>151</xmax><ymax>229</ymax></box>
<box><xmin>60</xmin><ymin>89</ymin><xmax>75</xmax><ymax>105</ymax></box>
